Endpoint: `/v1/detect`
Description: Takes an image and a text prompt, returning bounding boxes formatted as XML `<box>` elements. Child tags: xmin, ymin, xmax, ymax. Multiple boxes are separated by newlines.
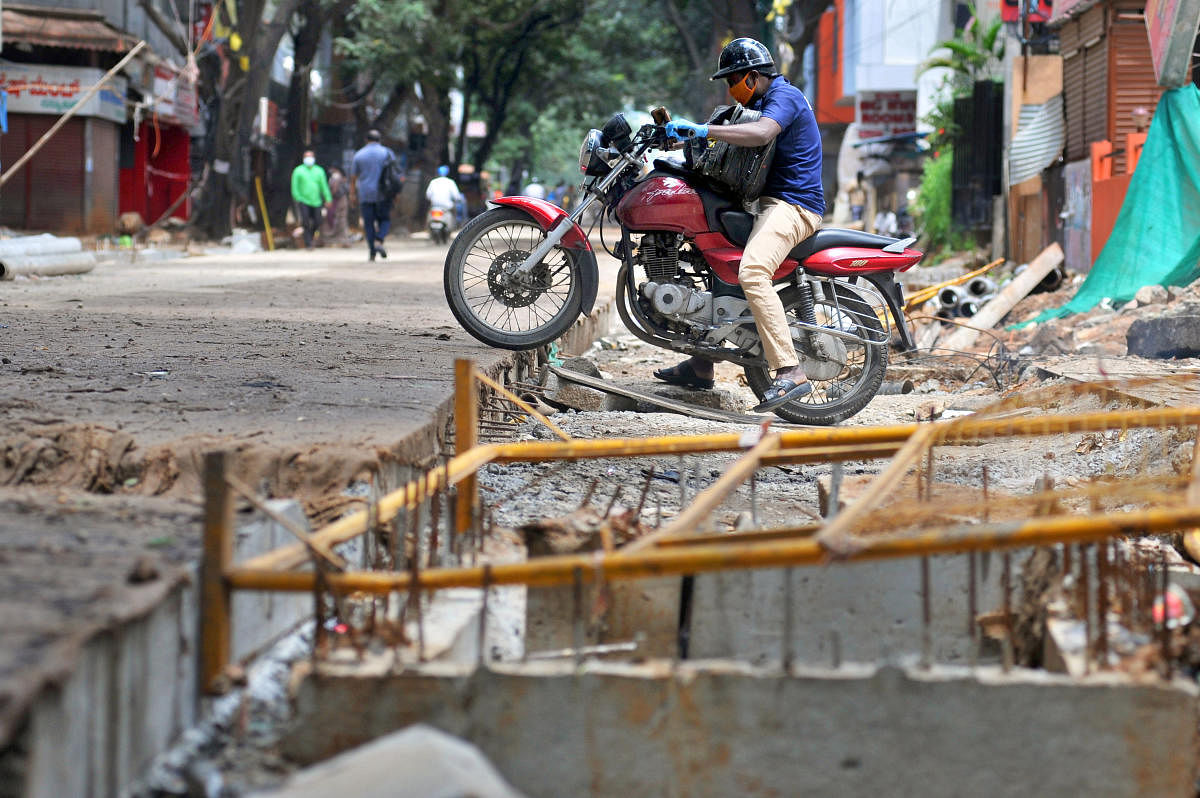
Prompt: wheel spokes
<box><xmin>456</xmin><ymin>220</ymin><xmax>575</xmax><ymax>335</ymax></box>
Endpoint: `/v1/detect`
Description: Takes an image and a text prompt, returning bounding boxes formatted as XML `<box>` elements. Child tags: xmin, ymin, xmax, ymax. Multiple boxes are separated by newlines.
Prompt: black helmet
<box><xmin>711</xmin><ymin>37</ymin><xmax>775</xmax><ymax>80</ymax></box>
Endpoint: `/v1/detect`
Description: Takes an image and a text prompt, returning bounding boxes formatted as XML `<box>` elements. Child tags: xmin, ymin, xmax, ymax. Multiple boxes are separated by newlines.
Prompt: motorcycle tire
<box><xmin>743</xmin><ymin>282</ymin><xmax>888</xmax><ymax>425</ymax></box>
<box><xmin>444</xmin><ymin>207</ymin><xmax>585</xmax><ymax>350</ymax></box>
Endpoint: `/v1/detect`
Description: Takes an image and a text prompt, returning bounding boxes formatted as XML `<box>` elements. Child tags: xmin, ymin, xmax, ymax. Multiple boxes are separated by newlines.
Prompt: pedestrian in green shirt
<box><xmin>291</xmin><ymin>150</ymin><xmax>332</xmax><ymax>250</ymax></box>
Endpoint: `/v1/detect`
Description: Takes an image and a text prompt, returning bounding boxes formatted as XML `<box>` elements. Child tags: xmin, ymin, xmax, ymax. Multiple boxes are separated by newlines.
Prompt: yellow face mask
<box><xmin>729</xmin><ymin>73</ymin><xmax>756</xmax><ymax>105</ymax></box>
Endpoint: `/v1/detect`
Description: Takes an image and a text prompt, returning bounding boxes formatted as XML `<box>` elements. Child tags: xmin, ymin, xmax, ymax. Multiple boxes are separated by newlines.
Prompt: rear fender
<box><xmin>860</xmin><ymin>273</ymin><xmax>915</xmax><ymax>351</ymax></box>
<box><xmin>490</xmin><ymin>196</ymin><xmax>598</xmax><ymax>315</ymax></box>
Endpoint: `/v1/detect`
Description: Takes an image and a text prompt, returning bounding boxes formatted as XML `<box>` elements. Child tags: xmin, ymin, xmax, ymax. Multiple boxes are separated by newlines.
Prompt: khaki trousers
<box><xmin>738</xmin><ymin>197</ymin><xmax>823</xmax><ymax>372</ymax></box>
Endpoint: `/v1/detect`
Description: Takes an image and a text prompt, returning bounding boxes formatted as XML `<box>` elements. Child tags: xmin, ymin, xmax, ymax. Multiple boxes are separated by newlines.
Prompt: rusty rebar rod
<box><xmin>621</xmin><ymin>433</ymin><xmax>782</xmax><ymax>554</ymax></box>
<box><xmin>226</xmin><ymin>506</ymin><xmax>1200</xmax><ymax>594</ymax></box>
<box><xmin>455</xmin><ymin>359</ymin><xmax>480</xmax><ymax>537</ymax></box>
<box><xmin>241</xmin><ymin>405</ymin><xmax>1200</xmax><ymax>573</ymax></box>
<box><xmin>473</xmin><ymin>367</ymin><xmax>570</xmax><ymax>441</ymax></box>
<box><xmin>201</xmin><ymin>451</ymin><xmax>234</xmax><ymax>693</ymax></box>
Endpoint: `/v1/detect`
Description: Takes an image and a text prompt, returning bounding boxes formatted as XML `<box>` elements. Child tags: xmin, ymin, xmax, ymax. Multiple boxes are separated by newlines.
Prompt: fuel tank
<box><xmin>614</xmin><ymin>175</ymin><xmax>709</xmax><ymax>236</ymax></box>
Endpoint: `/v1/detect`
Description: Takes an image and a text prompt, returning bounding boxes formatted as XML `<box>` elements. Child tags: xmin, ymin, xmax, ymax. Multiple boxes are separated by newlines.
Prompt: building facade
<box><xmin>0</xmin><ymin>1</ymin><xmax>197</xmax><ymax>234</ymax></box>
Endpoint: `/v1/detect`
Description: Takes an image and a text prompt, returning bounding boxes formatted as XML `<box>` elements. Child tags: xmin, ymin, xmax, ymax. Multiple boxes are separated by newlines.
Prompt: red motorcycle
<box><xmin>444</xmin><ymin>112</ymin><xmax>922</xmax><ymax>424</ymax></box>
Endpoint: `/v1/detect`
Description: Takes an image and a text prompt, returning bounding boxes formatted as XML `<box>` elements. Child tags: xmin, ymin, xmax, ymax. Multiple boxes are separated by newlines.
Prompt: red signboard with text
<box><xmin>855</xmin><ymin>91</ymin><xmax>917</xmax><ymax>140</ymax></box>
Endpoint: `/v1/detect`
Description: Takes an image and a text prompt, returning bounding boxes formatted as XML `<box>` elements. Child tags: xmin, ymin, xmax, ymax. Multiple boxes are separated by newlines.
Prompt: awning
<box><xmin>1</xmin><ymin>4</ymin><xmax>138</xmax><ymax>53</ymax></box>
<box><xmin>1047</xmin><ymin>0</ymin><xmax>1104</xmax><ymax>26</ymax></box>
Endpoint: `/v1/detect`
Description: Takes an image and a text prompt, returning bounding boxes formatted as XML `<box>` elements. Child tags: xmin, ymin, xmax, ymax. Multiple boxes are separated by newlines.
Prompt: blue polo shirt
<box><xmin>752</xmin><ymin>76</ymin><xmax>825</xmax><ymax>216</ymax></box>
<box><xmin>351</xmin><ymin>142</ymin><xmax>397</xmax><ymax>204</ymax></box>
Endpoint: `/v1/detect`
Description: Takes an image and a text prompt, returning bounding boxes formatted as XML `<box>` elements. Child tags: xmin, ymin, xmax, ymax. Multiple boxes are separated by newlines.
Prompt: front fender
<box><xmin>490</xmin><ymin>196</ymin><xmax>599</xmax><ymax>315</ymax></box>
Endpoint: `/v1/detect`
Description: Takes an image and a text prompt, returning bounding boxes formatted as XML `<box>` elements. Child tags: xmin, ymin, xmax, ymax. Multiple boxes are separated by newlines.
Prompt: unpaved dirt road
<box><xmin>1</xmin><ymin>243</ymin><xmax>530</xmax><ymax>499</ymax></box>
<box><xmin>0</xmin><ymin>239</ymin><xmax>545</xmax><ymax>756</ymax></box>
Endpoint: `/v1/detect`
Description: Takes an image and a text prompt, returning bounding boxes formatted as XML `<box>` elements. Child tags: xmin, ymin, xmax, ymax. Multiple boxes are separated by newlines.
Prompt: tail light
<box><xmin>431</xmin><ymin>209</ymin><xmax>444</xmax><ymax>218</ymax></box>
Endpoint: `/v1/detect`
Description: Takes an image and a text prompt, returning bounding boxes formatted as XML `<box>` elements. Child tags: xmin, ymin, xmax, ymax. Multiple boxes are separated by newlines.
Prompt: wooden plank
<box><xmin>548</xmin><ymin>365</ymin><xmax>795</xmax><ymax>426</ymax></box>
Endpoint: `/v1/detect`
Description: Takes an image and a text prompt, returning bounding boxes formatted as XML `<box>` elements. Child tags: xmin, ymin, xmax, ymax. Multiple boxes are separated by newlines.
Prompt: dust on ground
<box><xmin>8</xmin><ymin>242</ymin><xmax>1200</xmax><ymax>795</ymax></box>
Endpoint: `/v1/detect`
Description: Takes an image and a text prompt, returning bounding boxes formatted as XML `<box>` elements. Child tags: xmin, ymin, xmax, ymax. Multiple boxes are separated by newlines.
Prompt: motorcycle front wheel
<box><xmin>444</xmin><ymin>207</ymin><xmax>585</xmax><ymax>350</ymax></box>
<box><xmin>743</xmin><ymin>283</ymin><xmax>888</xmax><ymax>425</ymax></box>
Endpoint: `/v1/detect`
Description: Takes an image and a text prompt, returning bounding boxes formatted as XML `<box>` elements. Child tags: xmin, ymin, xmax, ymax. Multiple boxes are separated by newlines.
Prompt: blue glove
<box><xmin>665</xmin><ymin>119</ymin><xmax>709</xmax><ymax>142</ymax></box>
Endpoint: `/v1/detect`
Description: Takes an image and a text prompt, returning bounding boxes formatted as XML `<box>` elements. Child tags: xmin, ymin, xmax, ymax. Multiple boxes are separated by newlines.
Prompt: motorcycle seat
<box><xmin>789</xmin><ymin>228</ymin><xmax>900</xmax><ymax>260</ymax></box>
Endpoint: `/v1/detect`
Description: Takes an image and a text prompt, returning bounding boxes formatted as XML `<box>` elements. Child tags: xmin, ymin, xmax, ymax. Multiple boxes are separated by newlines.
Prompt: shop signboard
<box><xmin>855</xmin><ymin>90</ymin><xmax>916</xmax><ymax>140</ymax></box>
<box><xmin>153</xmin><ymin>65</ymin><xmax>201</xmax><ymax>130</ymax></box>
<box><xmin>0</xmin><ymin>60</ymin><xmax>126</xmax><ymax>124</ymax></box>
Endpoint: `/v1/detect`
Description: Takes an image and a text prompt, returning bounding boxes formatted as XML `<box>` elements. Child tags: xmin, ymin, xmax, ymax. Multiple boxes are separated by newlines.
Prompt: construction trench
<box><xmin>9</xmin><ymin>255</ymin><xmax>1200</xmax><ymax>796</ymax></box>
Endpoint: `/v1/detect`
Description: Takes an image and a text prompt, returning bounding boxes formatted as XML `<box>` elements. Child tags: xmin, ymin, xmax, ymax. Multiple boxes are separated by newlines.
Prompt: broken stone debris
<box><xmin>1127</xmin><ymin>313</ymin><xmax>1200</xmax><ymax>359</ymax></box>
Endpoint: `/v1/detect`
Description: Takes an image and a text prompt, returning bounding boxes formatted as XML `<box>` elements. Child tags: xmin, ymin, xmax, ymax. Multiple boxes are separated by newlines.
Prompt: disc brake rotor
<box><xmin>487</xmin><ymin>250</ymin><xmax>552</xmax><ymax>308</ymax></box>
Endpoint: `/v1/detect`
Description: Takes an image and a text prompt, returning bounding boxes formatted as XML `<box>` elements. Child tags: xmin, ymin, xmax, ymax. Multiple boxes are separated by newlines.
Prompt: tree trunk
<box><xmin>189</xmin><ymin>0</ymin><xmax>301</xmax><ymax>241</ymax></box>
<box><xmin>267</xmin><ymin>0</ymin><xmax>325</xmax><ymax>226</ymax></box>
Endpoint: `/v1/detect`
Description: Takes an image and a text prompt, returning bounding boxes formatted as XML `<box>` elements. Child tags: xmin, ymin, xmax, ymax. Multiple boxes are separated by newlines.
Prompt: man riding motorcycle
<box><xmin>425</xmin><ymin>165</ymin><xmax>464</xmax><ymax>243</ymax></box>
<box><xmin>655</xmin><ymin>37</ymin><xmax>825</xmax><ymax>413</ymax></box>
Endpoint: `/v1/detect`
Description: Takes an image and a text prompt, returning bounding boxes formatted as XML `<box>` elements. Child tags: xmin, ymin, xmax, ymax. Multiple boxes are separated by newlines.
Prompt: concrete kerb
<box><xmin>282</xmin><ymin>658</ymin><xmax>1198</xmax><ymax>797</ymax></box>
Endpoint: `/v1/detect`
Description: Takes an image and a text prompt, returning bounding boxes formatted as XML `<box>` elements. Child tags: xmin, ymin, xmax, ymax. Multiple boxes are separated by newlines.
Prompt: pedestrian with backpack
<box><xmin>350</xmin><ymin>129</ymin><xmax>399</xmax><ymax>262</ymax></box>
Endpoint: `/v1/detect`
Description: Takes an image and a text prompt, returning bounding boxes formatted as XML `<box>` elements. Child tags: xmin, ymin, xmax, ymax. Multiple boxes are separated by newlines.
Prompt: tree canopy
<box><xmin>335</xmin><ymin>0</ymin><xmax>691</xmax><ymax>184</ymax></box>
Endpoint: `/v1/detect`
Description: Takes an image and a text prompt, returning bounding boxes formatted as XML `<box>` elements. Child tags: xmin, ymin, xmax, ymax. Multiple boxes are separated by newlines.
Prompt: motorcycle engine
<box><xmin>636</xmin><ymin>233</ymin><xmax>713</xmax><ymax>325</ymax></box>
<box><xmin>639</xmin><ymin>232</ymin><xmax>682</xmax><ymax>282</ymax></box>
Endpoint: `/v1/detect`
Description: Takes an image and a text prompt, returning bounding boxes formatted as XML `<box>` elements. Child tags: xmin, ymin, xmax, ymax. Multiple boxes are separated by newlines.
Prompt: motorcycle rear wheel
<box><xmin>743</xmin><ymin>283</ymin><xmax>887</xmax><ymax>425</ymax></box>
<box><xmin>444</xmin><ymin>207</ymin><xmax>585</xmax><ymax>350</ymax></box>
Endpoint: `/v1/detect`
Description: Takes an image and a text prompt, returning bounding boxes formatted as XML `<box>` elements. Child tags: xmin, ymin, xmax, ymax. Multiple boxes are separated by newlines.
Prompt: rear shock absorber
<box><xmin>796</xmin><ymin>277</ymin><xmax>818</xmax><ymax>326</ymax></box>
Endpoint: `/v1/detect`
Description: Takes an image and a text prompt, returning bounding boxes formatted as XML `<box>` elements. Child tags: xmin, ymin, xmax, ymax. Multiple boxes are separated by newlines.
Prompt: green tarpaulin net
<box><xmin>1032</xmin><ymin>84</ymin><xmax>1200</xmax><ymax>322</ymax></box>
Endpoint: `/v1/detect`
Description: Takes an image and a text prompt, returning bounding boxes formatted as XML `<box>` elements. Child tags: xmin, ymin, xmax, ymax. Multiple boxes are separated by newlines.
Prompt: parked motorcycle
<box><xmin>428</xmin><ymin>206</ymin><xmax>453</xmax><ymax>245</ymax></box>
<box><xmin>443</xmin><ymin>111</ymin><xmax>922</xmax><ymax>425</ymax></box>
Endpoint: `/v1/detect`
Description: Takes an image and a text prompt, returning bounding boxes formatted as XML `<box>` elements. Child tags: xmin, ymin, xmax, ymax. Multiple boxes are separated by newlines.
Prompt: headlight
<box><xmin>578</xmin><ymin>129</ymin><xmax>605</xmax><ymax>175</ymax></box>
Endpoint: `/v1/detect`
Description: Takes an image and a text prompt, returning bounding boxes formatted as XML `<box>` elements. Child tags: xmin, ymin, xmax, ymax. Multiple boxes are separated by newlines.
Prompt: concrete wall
<box><xmin>283</xmin><ymin>660</ymin><xmax>1198</xmax><ymax>798</ymax></box>
<box><xmin>232</xmin><ymin>500</ymin><xmax>316</xmax><ymax>662</ymax></box>
<box><xmin>9</xmin><ymin>503</ymin><xmax>313</xmax><ymax>798</ymax></box>
<box><xmin>20</xmin><ymin>582</ymin><xmax>197</xmax><ymax>798</ymax></box>
<box><xmin>525</xmin><ymin>553</ymin><xmax>1017</xmax><ymax>666</ymax></box>
<box><xmin>526</xmin><ymin>577</ymin><xmax>680</xmax><ymax>659</ymax></box>
<box><xmin>689</xmin><ymin>554</ymin><xmax>1010</xmax><ymax>666</ymax></box>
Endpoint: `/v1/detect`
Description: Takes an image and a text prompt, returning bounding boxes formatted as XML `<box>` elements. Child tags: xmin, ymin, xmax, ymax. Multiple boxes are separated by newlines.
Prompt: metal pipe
<box><xmin>903</xmin><ymin>257</ymin><xmax>1005</xmax><ymax>312</ymax></box>
<box><xmin>966</xmin><ymin>276</ymin><xmax>998</xmax><ymax>297</ymax></box>
<box><xmin>938</xmin><ymin>285</ymin><xmax>966</xmax><ymax>309</ymax></box>
<box><xmin>226</xmin><ymin>505</ymin><xmax>1200</xmax><ymax>594</ymax></box>
<box><xmin>650</xmin><ymin>526</ymin><xmax>823</xmax><ymax>548</ymax></box>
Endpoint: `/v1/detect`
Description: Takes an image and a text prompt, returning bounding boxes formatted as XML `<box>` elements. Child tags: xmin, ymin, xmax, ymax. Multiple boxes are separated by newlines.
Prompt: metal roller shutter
<box><xmin>26</xmin><ymin>117</ymin><xmax>85</xmax><ymax>232</ymax></box>
<box><xmin>1109</xmin><ymin>13</ymin><xmax>1164</xmax><ymax>173</ymax></box>
<box><xmin>89</xmin><ymin>120</ymin><xmax>120</xmax><ymax>232</ymax></box>
<box><xmin>1063</xmin><ymin>50</ymin><xmax>1086</xmax><ymax>161</ymax></box>
<box><xmin>1079</xmin><ymin>3</ymin><xmax>1106</xmax><ymax>44</ymax></box>
<box><xmin>0</xmin><ymin>116</ymin><xmax>31</xmax><ymax>229</ymax></box>
<box><xmin>1082</xmin><ymin>33</ymin><xmax>1109</xmax><ymax>152</ymax></box>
